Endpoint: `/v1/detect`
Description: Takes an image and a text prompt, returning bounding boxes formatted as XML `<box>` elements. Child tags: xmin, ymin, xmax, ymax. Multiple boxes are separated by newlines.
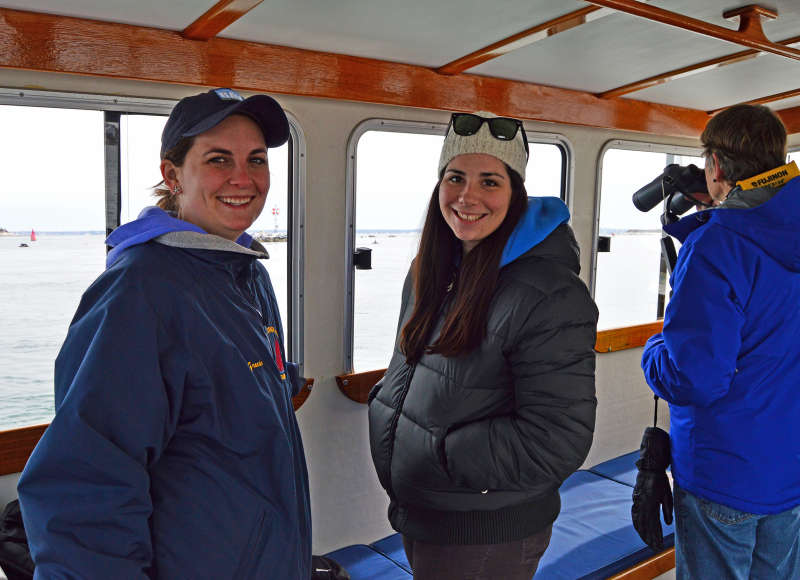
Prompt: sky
<box><xmin>0</xmin><ymin>105</ymin><xmax>289</xmax><ymax>232</ymax></box>
<box><xmin>4</xmin><ymin>103</ymin><xmax>796</xmax><ymax>234</ymax></box>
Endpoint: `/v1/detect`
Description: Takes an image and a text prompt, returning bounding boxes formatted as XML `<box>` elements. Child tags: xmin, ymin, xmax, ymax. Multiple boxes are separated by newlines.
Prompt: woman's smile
<box><xmin>439</xmin><ymin>153</ymin><xmax>512</xmax><ymax>253</ymax></box>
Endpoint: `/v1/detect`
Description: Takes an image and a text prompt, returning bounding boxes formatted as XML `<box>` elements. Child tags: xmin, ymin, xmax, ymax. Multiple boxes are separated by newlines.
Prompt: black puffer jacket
<box><xmin>368</xmin><ymin>222</ymin><xmax>598</xmax><ymax>544</ymax></box>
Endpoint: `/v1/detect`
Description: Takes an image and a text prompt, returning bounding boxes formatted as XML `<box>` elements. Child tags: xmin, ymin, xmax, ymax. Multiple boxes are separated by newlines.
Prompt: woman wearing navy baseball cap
<box><xmin>18</xmin><ymin>89</ymin><xmax>312</xmax><ymax>579</ymax></box>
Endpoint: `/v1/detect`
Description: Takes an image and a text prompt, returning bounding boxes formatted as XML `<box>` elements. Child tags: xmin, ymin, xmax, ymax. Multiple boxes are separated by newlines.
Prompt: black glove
<box><xmin>631</xmin><ymin>426</ymin><xmax>673</xmax><ymax>552</ymax></box>
<box><xmin>311</xmin><ymin>555</ymin><xmax>350</xmax><ymax>580</ymax></box>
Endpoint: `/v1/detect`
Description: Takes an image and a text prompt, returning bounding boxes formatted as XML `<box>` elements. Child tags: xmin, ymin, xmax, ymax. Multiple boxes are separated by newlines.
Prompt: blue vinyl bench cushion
<box><xmin>367</xmin><ymin>471</ymin><xmax>673</xmax><ymax>580</ymax></box>
<box><xmin>588</xmin><ymin>450</ymin><xmax>672</xmax><ymax>489</ymax></box>
<box><xmin>370</xmin><ymin>534</ymin><xmax>411</xmax><ymax>573</ymax></box>
<box><xmin>536</xmin><ymin>471</ymin><xmax>673</xmax><ymax>580</ymax></box>
<box><xmin>323</xmin><ymin>544</ymin><xmax>411</xmax><ymax>580</ymax></box>
<box><xmin>587</xmin><ymin>450</ymin><xmax>641</xmax><ymax>487</ymax></box>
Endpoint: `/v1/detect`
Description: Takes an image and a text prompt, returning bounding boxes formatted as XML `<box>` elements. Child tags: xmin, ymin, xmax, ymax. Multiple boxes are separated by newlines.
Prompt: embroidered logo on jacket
<box><xmin>248</xmin><ymin>360</ymin><xmax>264</xmax><ymax>372</ymax></box>
<box><xmin>265</xmin><ymin>326</ymin><xmax>287</xmax><ymax>380</ymax></box>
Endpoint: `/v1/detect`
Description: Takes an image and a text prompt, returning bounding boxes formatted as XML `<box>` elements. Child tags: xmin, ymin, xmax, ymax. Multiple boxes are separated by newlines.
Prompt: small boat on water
<box><xmin>30</xmin><ymin>229</ymin><xmax>37</xmax><ymax>242</ymax></box>
<box><xmin>19</xmin><ymin>243</ymin><xmax>28</xmax><ymax>248</ymax></box>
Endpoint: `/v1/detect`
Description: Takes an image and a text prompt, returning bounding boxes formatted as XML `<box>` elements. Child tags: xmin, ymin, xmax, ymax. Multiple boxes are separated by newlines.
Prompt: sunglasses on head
<box><xmin>449</xmin><ymin>113</ymin><xmax>529</xmax><ymax>157</ymax></box>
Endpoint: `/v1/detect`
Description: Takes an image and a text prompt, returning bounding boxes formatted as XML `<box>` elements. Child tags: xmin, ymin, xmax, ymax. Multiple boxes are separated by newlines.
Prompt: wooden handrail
<box><xmin>336</xmin><ymin>369</ymin><xmax>386</xmax><ymax>404</ymax></box>
<box><xmin>0</xmin><ymin>424</ymin><xmax>47</xmax><ymax>476</ymax></box>
<box><xmin>336</xmin><ymin>322</ymin><xmax>665</xmax><ymax>405</ymax></box>
<box><xmin>595</xmin><ymin>321</ymin><xmax>663</xmax><ymax>353</ymax></box>
<box><xmin>293</xmin><ymin>378</ymin><xmax>314</xmax><ymax>411</ymax></box>
<box><xmin>0</xmin><ymin>379</ymin><xmax>314</xmax><ymax>476</ymax></box>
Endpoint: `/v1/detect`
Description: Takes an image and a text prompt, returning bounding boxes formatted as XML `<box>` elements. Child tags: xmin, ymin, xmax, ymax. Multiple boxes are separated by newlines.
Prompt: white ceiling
<box><xmin>1</xmin><ymin>0</ymin><xmax>798</xmax><ymax>114</ymax></box>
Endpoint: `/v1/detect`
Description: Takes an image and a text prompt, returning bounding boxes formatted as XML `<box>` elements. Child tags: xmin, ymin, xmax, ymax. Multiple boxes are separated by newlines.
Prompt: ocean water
<box><xmin>0</xmin><ymin>230</ymin><xmax>661</xmax><ymax>431</ymax></box>
<box><xmin>0</xmin><ymin>233</ymin><xmax>290</xmax><ymax>431</ymax></box>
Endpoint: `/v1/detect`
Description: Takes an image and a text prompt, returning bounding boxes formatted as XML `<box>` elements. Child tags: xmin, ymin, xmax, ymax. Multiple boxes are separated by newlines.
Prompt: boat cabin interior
<box><xmin>1</xmin><ymin>1</ymin><xmax>799</xmax><ymax>578</ymax></box>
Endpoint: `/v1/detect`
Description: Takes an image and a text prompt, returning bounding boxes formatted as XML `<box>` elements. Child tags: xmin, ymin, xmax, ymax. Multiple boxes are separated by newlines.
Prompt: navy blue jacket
<box><xmin>18</xmin><ymin>208</ymin><xmax>311</xmax><ymax>578</ymax></box>
<box><xmin>642</xmin><ymin>175</ymin><xmax>800</xmax><ymax>514</ymax></box>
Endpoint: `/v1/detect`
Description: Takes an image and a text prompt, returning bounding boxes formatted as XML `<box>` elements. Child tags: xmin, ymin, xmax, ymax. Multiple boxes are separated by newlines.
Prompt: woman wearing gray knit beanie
<box><xmin>368</xmin><ymin>112</ymin><xmax>599</xmax><ymax>579</ymax></box>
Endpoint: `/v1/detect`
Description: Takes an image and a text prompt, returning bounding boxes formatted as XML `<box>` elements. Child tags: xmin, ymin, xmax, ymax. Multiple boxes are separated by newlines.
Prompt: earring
<box><xmin>172</xmin><ymin>185</ymin><xmax>182</xmax><ymax>195</ymax></box>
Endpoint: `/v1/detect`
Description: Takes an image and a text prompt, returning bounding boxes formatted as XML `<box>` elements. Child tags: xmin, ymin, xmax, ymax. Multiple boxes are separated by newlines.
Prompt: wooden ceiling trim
<box><xmin>598</xmin><ymin>34</ymin><xmax>800</xmax><ymax>100</ymax></box>
<box><xmin>0</xmin><ymin>7</ymin><xmax>710</xmax><ymax>137</ymax></box>
<box><xmin>182</xmin><ymin>0</ymin><xmax>263</xmax><ymax>41</ymax></box>
<box><xmin>436</xmin><ymin>6</ymin><xmax>606</xmax><ymax>75</ymax></box>
<box><xmin>710</xmin><ymin>88</ymin><xmax>800</xmax><ymax>114</ymax></box>
<box><xmin>584</xmin><ymin>1</ymin><xmax>800</xmax><ymax>62</ymax></box>
<box><xmin>777</xmin><ymin>106</ymin><xmax>800</xmax><ymax>134</ymax></box>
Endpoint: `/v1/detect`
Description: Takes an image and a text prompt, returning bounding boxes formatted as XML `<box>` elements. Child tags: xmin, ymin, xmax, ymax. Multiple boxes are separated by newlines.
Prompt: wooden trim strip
<box><xmin>598</xmin><ymin>34</ymin><xmax>800</xmax><ymax>100</ymax></box>
<box><xmin>595</xmin><ymin>321</ymin><xmax>663</xmax><ymax>353</ymax></box>
<box><xmin>0</xmin><ymin>7</ymin><xmax>709</xmax><ymax>137</ymax></box>
<box><xmin>436</xmin><ymin>6</ymin><xmax>605</xmax><ymax>75</ymax></box>
<box><xmin>336</xmin><ymin>323</ymin><xmax>666</xmax><ymax>407</ymax></box>
<box><xmin>336</xmin><ymin>369</ymin><xmax>386</xmax><ymax>404</ymax></box>
<box><xmin>182</xmin><ymin>0</ymin><xmax>264</xmax><ymax>41</ymax></box>
<box><xmin>777</xmin><ymin>105</ymin><xmax>800</xmax><ymax>134</ymax></box>
<box><xmin>292</xmin><ymin>378</ymin><xmax>314</xmax><ymax>411</ymax></box>
<box><xmin>0</xmin><ymin>424</ymin><xmax>47</xmax><ymax>476</ymax></box>
<box><xmin>607</xmin><ymin>547</ymin><xmax>675</xmax><ymax>579</ymax></box>
<box><xmin>584</xmin><ymin>1</ymin><xmax>800</xmax><ymax>62</ymax></box>
<box><xmin>709</xmin><ymin>87</ymin><xmax>800</xmax><ymax>114</ymax></box>
<box><xmin>0</xmin><ymin>380</ymin><xmax>313</xmax><ymax>476</ymax></box>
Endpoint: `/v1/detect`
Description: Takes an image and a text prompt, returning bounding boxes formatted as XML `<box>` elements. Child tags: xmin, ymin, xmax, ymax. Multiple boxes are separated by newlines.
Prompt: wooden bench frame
<box><xmin>0</xmin><ymin>379</ymin><xmax>313</xmax><ymax>477</ymax></box>
<box><xmin>1</xmin><ymin>322</ymin><xmax>671</xmax><ymax>578</ymax></box>
<box><xmin>338</xmin><ymin>322</ymin><xmax>663</xmax><ymax>403</ymax></box>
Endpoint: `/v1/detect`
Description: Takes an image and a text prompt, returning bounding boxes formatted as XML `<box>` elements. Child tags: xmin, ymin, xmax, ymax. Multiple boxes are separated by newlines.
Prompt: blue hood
<box><xmin>105</xmin><ymin>206</ymin><xmax>255</xmax><ymax>268</ymax></box>
<box><xmin>500</xmin><ymin>196</ymin><xmax>570</xmax><ymax>268</ymax></box>
<box><xmin>665</xmin><ymin>176</ymin><xmax>800</xmax><ymax>273</ymax></box>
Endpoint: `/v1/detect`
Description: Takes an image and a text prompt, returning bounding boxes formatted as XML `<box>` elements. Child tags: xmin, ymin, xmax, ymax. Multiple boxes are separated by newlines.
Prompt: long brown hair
<box><xmin>400</xmin><ymin>165</ymin><xmax>527</xmax><ymax>363</ymax></box>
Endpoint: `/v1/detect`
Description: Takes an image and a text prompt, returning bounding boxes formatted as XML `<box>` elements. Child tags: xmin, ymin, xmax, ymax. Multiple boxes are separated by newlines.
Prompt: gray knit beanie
<box><xmin>438</xmin><ymin>112</ymin><xmax>528</xmax><ymax>180</ymax></box>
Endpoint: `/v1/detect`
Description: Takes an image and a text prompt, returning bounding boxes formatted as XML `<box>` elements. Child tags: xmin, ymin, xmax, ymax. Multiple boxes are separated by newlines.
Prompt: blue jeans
<box><xmin>674</xmin><ymin>485</ymin><xmax>800</xmax><ymax>580</ymax></box>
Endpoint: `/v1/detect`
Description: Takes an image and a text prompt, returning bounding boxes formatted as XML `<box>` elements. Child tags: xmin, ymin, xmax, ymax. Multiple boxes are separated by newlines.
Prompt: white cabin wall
<box><xmin>554</xmin><ymin>125</ymin><xmax>697</xmax><ymax>468</ymax></box>
<box><xmin>1</xmin><ymin>68</ymin><xmax>699</xmax><ymax>553</ymax></box>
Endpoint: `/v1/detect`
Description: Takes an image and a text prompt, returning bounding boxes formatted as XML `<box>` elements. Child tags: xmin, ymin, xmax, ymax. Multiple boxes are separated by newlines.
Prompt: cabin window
<box><xmin>346</xmin><ymin>119</ymin><xmax>569</xmax><ymax>372</ymax></box>
<box><xmin>594</xmin><ymin>143</ymin><xmax>704</xmax><ymax>330</ymax></box>
<box><xmin>0</xmin><ymin>104</ymin><xmax>105</xmax><ymax>430</ymax></box>
<box><xmin>0</xmin><ymin>94</ymin><xmax>304</xmax><ymax>431</ymax></box>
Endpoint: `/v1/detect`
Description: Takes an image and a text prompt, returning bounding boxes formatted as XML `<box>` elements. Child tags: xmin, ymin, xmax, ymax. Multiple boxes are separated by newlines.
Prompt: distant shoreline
<box><xmin>0</xmin><ymin>230</ymin><xmax>105</xmax><ymax>236</ymax></box>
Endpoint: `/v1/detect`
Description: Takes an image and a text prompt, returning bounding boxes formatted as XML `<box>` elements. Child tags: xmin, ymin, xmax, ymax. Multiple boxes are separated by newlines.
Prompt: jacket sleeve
<box><xmin>17</xmin><ymin>271</ymin><xmax>183</xmax><ymax>579</ymax></box>
<box><xmin>641</xmin><ymin>235</ymin><xmax>746</xmax><ymax>407</ymax></box>
<box><xmin>443</xmin><ymin>278</ymin><xmax>598</xmax><ymax>493</ymax></box>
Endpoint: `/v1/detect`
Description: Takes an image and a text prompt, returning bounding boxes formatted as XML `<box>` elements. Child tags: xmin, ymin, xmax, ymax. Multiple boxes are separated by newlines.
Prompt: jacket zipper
<box><xmin>384</xmin><ymin>362</ymin><xmax>415</xmax><ymax>498</ymax></box>
<box><xmin>382</xmin><ymin>277</ymin><xmax>454</xmax><ymax>496</ymax></box>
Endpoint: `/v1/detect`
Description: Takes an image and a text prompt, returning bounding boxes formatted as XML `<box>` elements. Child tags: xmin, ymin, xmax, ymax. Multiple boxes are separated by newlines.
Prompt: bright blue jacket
<box><xmin>18</xmin><ymin>207</ymin><xmax>311</xmax><ymax>578</ymax></box>
<box><xmin>642</xmin><ymin>176</ymin><xmax>800</xmax><ymax>514</ymax></box>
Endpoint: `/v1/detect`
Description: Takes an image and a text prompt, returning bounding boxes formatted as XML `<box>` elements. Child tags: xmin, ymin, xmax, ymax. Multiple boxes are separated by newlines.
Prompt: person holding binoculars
<box><xmin>640</xmin><ymin>104</ymin><xmax>800</xmax><ymax>579</ymax></box>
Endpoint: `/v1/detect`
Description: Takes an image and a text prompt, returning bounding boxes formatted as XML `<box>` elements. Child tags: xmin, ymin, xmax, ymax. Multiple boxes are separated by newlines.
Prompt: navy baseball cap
<box><xmin>160</xmin><ymin>88</ymin><xmax>289</xmax><ymax>157</ymax></box>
